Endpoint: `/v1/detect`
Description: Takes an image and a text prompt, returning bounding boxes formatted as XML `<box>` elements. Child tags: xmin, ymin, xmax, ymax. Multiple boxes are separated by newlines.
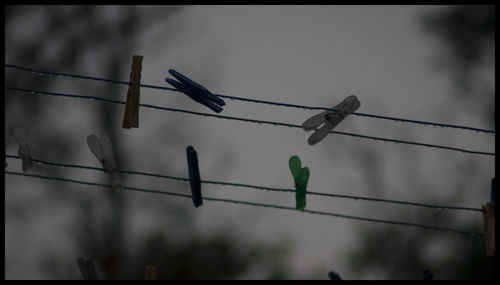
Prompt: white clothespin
<box><xmin>302</xmin><ymin>95</ymin><xmax>361</xmax><ymax>145</ymax></box>
<box><xmin>5</xmin><ymin>139</ymin><xmax>9</xmax><ymax>168</ymax></box>
<box><xmin>14</xmin><ymin>127</ymin><xmax>34</xmax><ymax>172</ymax></box>
<box><xmin>77</xmin><ymin>256</ymin><xmax>100</xmax><ymax>280</ymax></box>
<box><xmin>87</xmin><ymin>134</ymin><xmax>122</xmax><ymax>193</ymax></box>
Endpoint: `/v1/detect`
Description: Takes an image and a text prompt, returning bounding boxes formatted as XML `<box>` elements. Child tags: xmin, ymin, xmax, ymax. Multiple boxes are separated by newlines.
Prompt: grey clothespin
<box><xmin>77</xmin><ymin>256</ymin><xmax>100</xmax><ymax>280</ymax></box>
<box><xmin>302</xmin><ymin>95</ymin><xmax>361</xmax><ymax>145</ymax></box>
<box><xmin>87</xmin><ymin>134</ymin><xmax>122</xmax><ymax>193</ymax></box>
<box><xmin>5</xmin><ymin>139</ymin><xmax>9</xmax><ymax>168</ymax></box>
<box><xmin>14</xmin><ymin>127</ymin><xmax>34</xmax><ymax>172</ymax></box>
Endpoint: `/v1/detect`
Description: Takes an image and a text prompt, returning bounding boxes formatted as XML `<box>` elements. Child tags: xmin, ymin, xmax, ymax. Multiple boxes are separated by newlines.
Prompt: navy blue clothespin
<box><xmin>165</xmin><ymin>69</ymin><xmax>225</xmax><ymax>113</ymax></box>
<box><xmin>422</xmin><ymin>269</ymin><xmax>433</xmax><ymax>280</ymax></box>
<box><xmin>186</xmin><ymin>146</ymin><xmax>202</xmax><ymax>207</ymax></box>
<box><xmin>328</xmin><ymin>270</ymin><xmax>342</xmax><ymax>280</ymax></box>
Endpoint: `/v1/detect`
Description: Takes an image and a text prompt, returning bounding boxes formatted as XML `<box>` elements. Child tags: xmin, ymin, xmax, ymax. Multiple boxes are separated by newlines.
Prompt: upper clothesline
<box><xmin>5</xmin><ymin>63</ymin><xmax>496</xmax><ymax>134</ymax></box>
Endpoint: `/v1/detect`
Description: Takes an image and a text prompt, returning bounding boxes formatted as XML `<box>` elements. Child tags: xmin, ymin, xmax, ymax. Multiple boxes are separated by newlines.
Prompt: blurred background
<box><xmin>5</xmin><ymin>5</ymin><xmax>495</xmax><ymax>280</ymax></box>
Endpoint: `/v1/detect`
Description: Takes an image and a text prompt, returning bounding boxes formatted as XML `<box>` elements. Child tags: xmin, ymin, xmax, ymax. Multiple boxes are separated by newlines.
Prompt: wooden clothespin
<box><xmin>144</xmin><ymin>265</ymin><xmax>157</xmax><ymax>280</ymax></box>
<box><xmin>482</xmin><ymin>177</ymin><xmax>495</xmax><ymax>256</ymax></box>
<box><xmin>122</xmin><ymin>55</ymin><xmax>143</xmax><ymax>128</ymax></box>
<box><xmin>77</xmin><ymin>256</ymin><xmax>100</xmax><ymax>280</ymax></box>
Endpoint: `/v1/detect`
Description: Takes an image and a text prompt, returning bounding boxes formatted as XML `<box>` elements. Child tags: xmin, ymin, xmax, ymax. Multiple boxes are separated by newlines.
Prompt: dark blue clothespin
<box><xmin>328</xmin><ymin>270</ymin><xmax>342</xmax><ymax>280</ymax></box>
<box><xmin>186</xmin><ymin>146</ymin><xmax>202</xmax><ymax>207</ymax></box>
<box><xmin>422</xmin><ymin>269</ymin><xmax>433</xmax><ymax>280</ymax></box>
<box><xmin>165</xmin><ymin>69</ymin><xmax>225</xmax><ymax>113</ymax></box>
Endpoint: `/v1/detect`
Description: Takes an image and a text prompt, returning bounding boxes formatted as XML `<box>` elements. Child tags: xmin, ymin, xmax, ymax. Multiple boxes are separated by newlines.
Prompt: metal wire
<box><xmin>5</xmin><ymin>86</ymin><xmax>495</xmax><ymax>157</ymax></box>
<box><xmin>5</xmin><ymin>63</ymin><xmax>495</xmax><ymax>134</ymax></box>
<box><xmin>5</xmin><ymin>170</ymin><xmax>484</xmax><ymax>237</ymax></box>
<box><xmin>6</xmin><ymin>154</ymin><xmax>484</xmax><ymax>213</ymax></box>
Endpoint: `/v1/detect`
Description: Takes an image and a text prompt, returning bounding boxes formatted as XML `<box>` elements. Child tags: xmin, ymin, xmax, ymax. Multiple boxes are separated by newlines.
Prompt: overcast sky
<box><xmin>5</xmin><ymin>5</ymin><xmax>494</xmax><ymax>279</ymax></box>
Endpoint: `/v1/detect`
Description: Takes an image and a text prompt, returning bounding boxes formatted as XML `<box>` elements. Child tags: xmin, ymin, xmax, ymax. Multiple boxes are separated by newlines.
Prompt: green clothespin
<box><xmin>289</xmin><ymin>156</ymin><xmax>309</xmax><ymax>210</ymax></box>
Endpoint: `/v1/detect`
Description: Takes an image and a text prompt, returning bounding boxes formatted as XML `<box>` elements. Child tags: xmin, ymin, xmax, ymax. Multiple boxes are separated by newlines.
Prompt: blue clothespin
<box><xmin>186</xmin><ymin>146</ymin><xmax>202</xmax><ymax>207</ymax></box>
<box><xmin>422</xmin><ymin>269</ymin><xmax>433</xmax><ymax>280</ymax></box>
<box><xmin>165</xmin><ymin>69</ymin><xmax>225</xmax><ymax>113</ymax></box>
<box><xmin>328</xmin><ymin>270</ymin><xmax>342</xmax><ymax>280</ymax></box>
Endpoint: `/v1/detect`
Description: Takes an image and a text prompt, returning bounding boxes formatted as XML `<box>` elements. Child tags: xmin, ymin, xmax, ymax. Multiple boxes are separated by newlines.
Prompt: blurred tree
<box><xmin>5</xmin><ymin>6</ymin><xmax>290</xmax><ymax>279</ymax></box>
<box><xmin>344</xmin><ymin>6</ymin><xmax>494</xmax><ymax>280</ymax></box>
<box><xmin>422</xmin><ymin>5</ymin><xmax>494</xmax><ymax>128</ymax></box>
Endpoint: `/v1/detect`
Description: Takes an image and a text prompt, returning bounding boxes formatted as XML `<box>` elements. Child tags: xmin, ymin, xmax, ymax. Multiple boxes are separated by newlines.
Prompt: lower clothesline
<box><xmin>5</xmin><ymin>170</ymin><xmax>484</xmax><ymax>238</ymax></box>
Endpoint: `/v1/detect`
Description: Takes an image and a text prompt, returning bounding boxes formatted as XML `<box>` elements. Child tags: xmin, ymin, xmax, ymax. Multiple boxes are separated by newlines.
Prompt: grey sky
<box><xmin>5</xmin><ymin>5</ymin><xmax>494</xmax><ymax>279</ymax></box>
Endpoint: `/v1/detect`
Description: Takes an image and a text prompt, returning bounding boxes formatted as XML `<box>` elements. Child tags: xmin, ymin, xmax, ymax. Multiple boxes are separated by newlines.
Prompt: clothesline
<box><xmin>5</xmin><ymin>86</ymin><xmax>495</xmax><ymax>157</ymax></box>
<box><xmin>5</xmin><ymin>63</ymin><xmax>495</xmax><ymax>134</ymax></box>
<box><xmin>5</xmin><ymin>170</ymin><xmax>484</xmax><ymax>238</ymax></box>
<box><xmin>5</xmin><ymin>154</ymin><xmax>484</xmax><ymax>213</ymax></box>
